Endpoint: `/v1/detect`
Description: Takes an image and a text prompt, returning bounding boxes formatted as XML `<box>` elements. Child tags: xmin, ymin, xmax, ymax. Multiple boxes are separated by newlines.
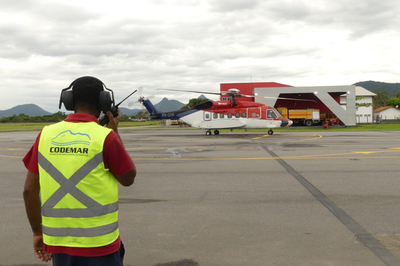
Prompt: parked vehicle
<box><xmin>277</xmin><ymin>107</ymin><xmax>320</xmax><ymax>126</ymax></box>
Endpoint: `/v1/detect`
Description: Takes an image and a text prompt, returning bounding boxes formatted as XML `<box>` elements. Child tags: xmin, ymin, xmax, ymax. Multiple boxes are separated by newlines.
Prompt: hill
<box><xmin>119</xmin><ymin>107</ymin><xmax>141</xmax><ymax>116</ymax></box>
<box><xmin>120</xmin><ymin>97</ymin><xmax>185</xmax><ymax>116</ymax></box>
<box><xmin>355</xmin><ymin>81</ymin><xmax>400</xmax><ymax>98</ymax></box>
<box><xmin>0</xmin><ymin>104</ymin><xmax>52</xmax><ymax>118</ymax></box>
<box><xmin>154</xmin><ymin>97</ymin><xmax>185</xmax><ymax>112</ymax></box>
<box><xmin>0</xmin><ymin>98</ymin><xmax>186</xmax><ymax>119</ymax></box>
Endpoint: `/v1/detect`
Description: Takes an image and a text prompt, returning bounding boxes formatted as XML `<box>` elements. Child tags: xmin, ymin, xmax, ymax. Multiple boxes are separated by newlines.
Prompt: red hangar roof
<box><xmin>219</xmin><ymin>82</ymin><xmax>341</xmax><ymax>113</ymax></box>
<box><xmin>220</xmin><ymin>82</ymin><xmax>292</xmax><ymax>102</ymax></box>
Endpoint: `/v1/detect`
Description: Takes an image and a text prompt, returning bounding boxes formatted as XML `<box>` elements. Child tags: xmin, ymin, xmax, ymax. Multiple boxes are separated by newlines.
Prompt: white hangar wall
<box><xmin>340</xmin><ymin>86</ymin><xmax>375</xmax><ymax>123</ymax></box>
<box><xmin>254</xmin><ymin>85</ymin><xmax>357</xmax><ymax>126</ymax></box>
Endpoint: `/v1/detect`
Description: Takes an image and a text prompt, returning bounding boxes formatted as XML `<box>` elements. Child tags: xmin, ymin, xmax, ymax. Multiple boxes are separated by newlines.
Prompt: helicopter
<box><xmin>135</xmin><ymin>88</ymin><xmax>314</xmax><ymax>135</ymax></box>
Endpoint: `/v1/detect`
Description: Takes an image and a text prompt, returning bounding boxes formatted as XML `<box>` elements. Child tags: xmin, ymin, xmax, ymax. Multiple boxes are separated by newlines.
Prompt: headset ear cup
<box><xmin>98</xmin><ymin>91</ymin><xmax>112</xmax><ymax>111</ymax></box>
<box><xmin>60</xmin><ymin>90</ymin><xmax>75</xmax><ymax>111</ymax></box>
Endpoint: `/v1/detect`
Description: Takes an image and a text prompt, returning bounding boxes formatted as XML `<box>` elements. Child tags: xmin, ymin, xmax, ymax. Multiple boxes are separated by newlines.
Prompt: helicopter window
<box><xmin>275</xmin><ymin>110</ymin><xmax>284</xmax><ymax>118</ymax></box>
<box><xmin>228</xmin><ymin>113</ymin><xmax>232</xmax><ymax>118</ymax></box>
<box><xmin>267</xmin><ymin>110</ymin><xmax>277</xmax><ymax>119</ymax></box>
<box><xmin>205</xmin><ymin>113</ymin><xmax>210</xmax><ymax>119</ymax></box>
<box><xmin>213</xmin><ymin>113</ymin><xmax>218</xmax><ymax>119</ymax></box>
<box><xmin>242</xmin><ymin>112</ymin><xmax>246</xmax><ymax>118</ymax></box>
<box><xmin>220</xmin><ymin>113</ymin><xmax>224</xmax><ymax>119</ymax></box>
<box><xmin>235</xmin><ymin>113</ymin><xmax>240</xmax><ymax>118</ymax></box>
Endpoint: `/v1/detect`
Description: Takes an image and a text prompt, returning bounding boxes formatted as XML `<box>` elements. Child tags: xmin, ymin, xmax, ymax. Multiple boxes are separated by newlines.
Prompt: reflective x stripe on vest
<box><xmin>38</xmin><ymin>151</ymin><xmax>118</xmax><ymax>238</ymax></box>
<box><xmin>38</xmin><ymin>152</ymin><xmax>118</xmax><ymax>219</ymax></box>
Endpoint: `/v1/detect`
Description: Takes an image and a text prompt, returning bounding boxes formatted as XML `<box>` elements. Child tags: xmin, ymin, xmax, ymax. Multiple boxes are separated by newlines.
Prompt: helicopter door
<box><xmin>247</xmin><ymin>107</ymin><xmax>261</xmax><ymax>119</ymax></box>
<box><xmin>204</xmin><ymin>111</ymin><xmax>211</xmax><ymax>121</ymax></box>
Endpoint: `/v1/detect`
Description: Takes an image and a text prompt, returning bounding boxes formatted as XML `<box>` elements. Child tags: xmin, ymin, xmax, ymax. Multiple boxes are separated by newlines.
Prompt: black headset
<box><xmin>59</xmin><ymin>76</ymin><xmax>115</xmax><ymax>111</ymax></box>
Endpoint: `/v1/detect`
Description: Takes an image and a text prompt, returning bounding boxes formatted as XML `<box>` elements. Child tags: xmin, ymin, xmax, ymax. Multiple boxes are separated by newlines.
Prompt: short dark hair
<box><xmin>72</xmin><ymin>76</ymin><xmax>104</xmax><ymax>109</ymax></box>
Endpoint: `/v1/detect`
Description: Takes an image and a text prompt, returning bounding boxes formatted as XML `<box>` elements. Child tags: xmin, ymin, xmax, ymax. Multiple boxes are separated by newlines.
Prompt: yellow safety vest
<box><xmin>38</xmin><ymin>121</ymin><xmax>119</xmax><ymax>248</ymax></box>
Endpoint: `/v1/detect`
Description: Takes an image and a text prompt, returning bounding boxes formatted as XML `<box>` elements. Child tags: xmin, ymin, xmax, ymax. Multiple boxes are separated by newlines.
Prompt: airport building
<box><xmin>220</xmin><ymin>82</ymin><xmax>375</xmax><ymax>126</ymax></box>
<box><xmin>374</xmin><ymin>106</ymin><xmax>400</xmax><ymax>122</ymax></box>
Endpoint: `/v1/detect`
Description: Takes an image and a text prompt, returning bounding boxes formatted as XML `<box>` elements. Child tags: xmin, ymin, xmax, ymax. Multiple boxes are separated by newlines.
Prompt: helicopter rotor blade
<box><xmin>157</xmin><ymin>88</ymin><xmax>316</xmax><ymax>102</ymax></box>
<box><xmin>239</xmin><ymin>93</ymin><xmax>316</xmax><ymax>102</ymax></box>
<box><xmin>157</xmin><ymin>88</ymin><xmax>222</xmax><ymax>96</ymax></box>
<box><xmin>127</xmin><ymin>87</ymin><xmax>155</xmax><ymax>108</ymax></box>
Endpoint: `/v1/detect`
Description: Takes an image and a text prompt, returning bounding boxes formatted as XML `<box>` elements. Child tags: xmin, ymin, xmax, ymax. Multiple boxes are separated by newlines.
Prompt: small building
<box><xmin>340</xmin><ymin>86</ymin><xmax>376</xmax><ymax>123</ymax></box>
<box><xmin>374</xmin><ymin>106</ymin><xmax>400</xmax><ymax>122</ymax></box>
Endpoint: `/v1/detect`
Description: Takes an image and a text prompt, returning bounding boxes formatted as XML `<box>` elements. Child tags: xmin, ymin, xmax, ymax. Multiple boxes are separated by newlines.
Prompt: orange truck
<box><xmin>277</xmin><ymin>107</ymin><xmax>320</xmax><ymax>126</ymax></box>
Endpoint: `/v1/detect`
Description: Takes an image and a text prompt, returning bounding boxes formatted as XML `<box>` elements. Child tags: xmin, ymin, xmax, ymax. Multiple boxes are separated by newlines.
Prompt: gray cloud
<box><xmin>208</xmin><ymin>0</ymin><xmax>262</xmax><ymax>12</ymax></box>
<box><xmin>0</xmin><ymin>0</ymin><xmax>399</xmax><ymax>112</ymax></box>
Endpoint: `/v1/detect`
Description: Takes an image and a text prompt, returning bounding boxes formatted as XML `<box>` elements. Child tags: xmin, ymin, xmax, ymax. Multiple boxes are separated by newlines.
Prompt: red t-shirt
<box><xmin>22</xmin><ymin>113</ymin><xmax>135</xmax><ymax>257</ymax></box>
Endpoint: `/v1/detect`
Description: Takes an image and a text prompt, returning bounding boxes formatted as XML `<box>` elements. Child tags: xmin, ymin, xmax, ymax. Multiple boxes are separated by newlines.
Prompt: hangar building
<box><xmin>340</xmin><ymin>86</ymin><xmax>376</xmax><ymax>123</ymax></box>
<box><xmin>220</xmin><ymin>82</ymin><xmax>358</xmax><ymax>126</ymax></box>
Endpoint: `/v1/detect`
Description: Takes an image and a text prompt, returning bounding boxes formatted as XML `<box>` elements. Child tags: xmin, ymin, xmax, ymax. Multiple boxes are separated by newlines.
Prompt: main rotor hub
<box><xmin>227</xmin><ymin>88</ymin><xmax>240</xmax><ymax>95</ymax></box>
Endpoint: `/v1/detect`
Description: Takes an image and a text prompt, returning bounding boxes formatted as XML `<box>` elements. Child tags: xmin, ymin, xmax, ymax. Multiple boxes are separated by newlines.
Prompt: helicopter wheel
<box><xmin>214</xmin><ymin>130</ymin><xmax>219</xmax><ymax>135</ymax></box>
<box><xmin>206</xmin><ymin>130</ymin><xmax>212</xmax><ymax>136</ymax></box>
<box><xmin>268</xmin><ymin>129</ymin><xmax>273</xmax><ymax>135</ymax></box>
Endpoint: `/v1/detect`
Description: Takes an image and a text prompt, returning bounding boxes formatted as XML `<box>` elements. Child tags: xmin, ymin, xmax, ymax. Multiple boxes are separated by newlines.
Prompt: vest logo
<box><xmin>50</xmin><ymin>130</ymin><xmax>91</xmax><ymax>155</ymax></box>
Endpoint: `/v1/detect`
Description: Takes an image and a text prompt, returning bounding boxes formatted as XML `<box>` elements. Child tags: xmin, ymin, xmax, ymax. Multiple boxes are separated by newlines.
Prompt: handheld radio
<box><xmin>98</xmin><ymin>90</ymin><xmax>137</xmax><ymax>126</ymax></box>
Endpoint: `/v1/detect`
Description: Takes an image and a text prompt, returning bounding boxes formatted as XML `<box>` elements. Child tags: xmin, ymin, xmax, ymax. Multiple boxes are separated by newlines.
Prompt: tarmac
<box><xmin>2</xmin><ymin>129</ymin><xmax>400</xmax><ymax>266</ymax></box>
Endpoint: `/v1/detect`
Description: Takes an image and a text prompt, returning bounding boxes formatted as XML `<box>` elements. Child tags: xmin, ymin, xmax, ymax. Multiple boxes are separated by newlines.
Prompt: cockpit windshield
<box><xmin>267</xmin><ymin>108</ymin><xmax>283</xmax><ymax>119</ymax></box>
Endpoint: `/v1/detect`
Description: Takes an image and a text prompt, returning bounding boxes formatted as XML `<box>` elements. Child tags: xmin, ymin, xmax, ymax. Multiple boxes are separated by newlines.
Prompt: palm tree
<box><xmin>373</xmin><ymin>90</ymin><xmax>389</xmax><ymax>109</ymax></box>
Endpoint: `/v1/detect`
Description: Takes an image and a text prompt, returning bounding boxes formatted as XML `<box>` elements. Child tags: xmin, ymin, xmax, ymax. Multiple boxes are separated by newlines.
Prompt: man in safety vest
<box><xmin>23</xmin><ymin>77</ymin><xmax>136</xmax><ymax>265</ymax></box>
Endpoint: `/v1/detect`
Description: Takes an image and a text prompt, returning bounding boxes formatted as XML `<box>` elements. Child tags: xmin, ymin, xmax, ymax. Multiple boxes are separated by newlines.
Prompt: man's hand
<box><xmin>105</xmin><ymin>109</ymin><xmax>125</xmax><ymax>144</ymax></box>
<box><xmin>24</xmin><ymin>171</ymin><xmax>51</xmax><ymax>261</ymax></box>
<box><xmin>33</xmin><ymin>233</ymin><xmax>51</xmax><ymax>262</ymax></box>
<box><xmin>105</xmin><ymin>109</ymin><xmax>121</xmax><ymax>132</ymax></box>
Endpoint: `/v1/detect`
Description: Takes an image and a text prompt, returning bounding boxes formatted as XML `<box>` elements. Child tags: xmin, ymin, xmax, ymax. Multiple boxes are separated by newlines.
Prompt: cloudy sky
<box><xmin>1</xmin><ymin>0</ymin><xmax>399</xmax><ymax>112</ymax></box>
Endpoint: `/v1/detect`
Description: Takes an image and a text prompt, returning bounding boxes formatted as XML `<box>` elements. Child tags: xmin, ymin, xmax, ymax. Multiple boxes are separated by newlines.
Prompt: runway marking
<box><xmin>353</xmin><ymin>151</ymin><xmax>379</xmax><ymax>154</ymax></box>
<box><xmin>132</xmin><ymin>155</ymin><xmax>400</xmax><ymax>161</ymax></box>
<box><xmin>274</xmin><ymin>133</ymin><xmax>323</xmax><ymax>144</ymax></box>
<box><xmin>3</xmin><ymin>146</ymin><xmax>400</xmax><ymax>161</ymax></box>
<box><xmin>132</xmin><ymin>146</ymin><xmax>400</xmax><ymax>160</ymax></box>
<box><xmin>262</xmin><ymin>146</ymin><xmax>400</xmax><ymax>266</ymax></box>
<box><xmin>0</xmin><ymin>154</ymin><xmax>23</xmax><ymax>159</ymax></box>
<box><xmin>252</xmin><ymin>134</ymin><xmax>270</xmax><ymax>140</ymax></box>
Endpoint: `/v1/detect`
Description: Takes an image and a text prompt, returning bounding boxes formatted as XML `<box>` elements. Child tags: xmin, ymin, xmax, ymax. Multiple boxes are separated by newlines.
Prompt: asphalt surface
<box><xmin>2</xmin><ymin>129</ymin><xmax>400</xmax><ymax>266</ymax></box>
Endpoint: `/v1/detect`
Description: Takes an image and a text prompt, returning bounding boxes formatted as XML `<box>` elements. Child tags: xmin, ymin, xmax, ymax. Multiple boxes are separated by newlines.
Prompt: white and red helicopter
<box><xmin>137</xmin><ymin>88</ymin><xmax>308</xmax><ymax>135</ymax></box>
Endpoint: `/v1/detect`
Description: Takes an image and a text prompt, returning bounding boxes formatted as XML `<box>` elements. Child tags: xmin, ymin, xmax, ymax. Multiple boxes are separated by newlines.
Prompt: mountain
<box><xmin>154</xmin><ymin>97</ymin><xmax>185</xmax><ymax>112</ymax></box>
<box><xmin>1</xmin><ymin>98</ymin><xmax>186</xmax><ymax>119</ymax></box>
<box><xmin>119</xmin><ymin>107</ymin><xmax>141</xmax><ymax>116</ymax></box>
<box><xmin>355</xmin><ymin>81</ymin><xmax>400</xmax><ymax>98</ymax></box>
<box><xmin>0</xmin><ymin>104</ymin><xmax>52</xmax><ymax>118</ymax></box>
<box><xmin>198</xmin><ymin>94</ymin><xmax>208</xmax><ymax>100</ymax></box>
<box><xmin>120</xmin><ymin>98</ymin><xmax>185</xmax><ymax>116</ymax></box>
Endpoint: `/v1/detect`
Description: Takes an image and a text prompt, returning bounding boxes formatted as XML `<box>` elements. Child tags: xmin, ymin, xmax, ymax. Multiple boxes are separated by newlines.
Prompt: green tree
<box><xmin>386</xmin><ymin>97</ymin><xmax>400</xmax><ymax>108</ymax></box>
<box><xmin>373</xmin><ymin>90</ymin><xmax>389</xmax><ymax>109</ymax></box>
<box><xmin>181</xmin><ymin>98</ymin><xmax>210</xmax><ymax>110</ymax></box>
<box><xmin>120</xmin><ymin>114</ymin><xmax>130</xmax><ymax>122</ymax></box>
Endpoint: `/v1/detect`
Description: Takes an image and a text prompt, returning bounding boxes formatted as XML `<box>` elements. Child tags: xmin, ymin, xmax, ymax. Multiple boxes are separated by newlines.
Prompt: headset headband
<box><xmin>59</xmin><ymin>76</ymin><xmax>115</xmax><ymax>111</ymax></box>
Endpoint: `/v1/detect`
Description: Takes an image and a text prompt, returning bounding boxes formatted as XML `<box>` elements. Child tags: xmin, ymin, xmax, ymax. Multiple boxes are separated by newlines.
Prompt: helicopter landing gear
<box><xmin>205</xmin><ymin>130</ymin><xmax>219</xmax><ymax>136</ymax></box>
<box><xmin>268</xmin><ymin>129</ymin><xmax>274</xmax><ymax>135</ymax></box>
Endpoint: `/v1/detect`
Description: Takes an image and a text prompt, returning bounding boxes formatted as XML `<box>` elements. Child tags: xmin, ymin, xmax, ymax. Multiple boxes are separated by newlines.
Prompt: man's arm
<box><xmin>23</xmin><ymin>171</ymin><xmax>51</xmax><ymax>262</ymax></box>
<box><xmin>105</xmin><ymin>110</ymin><xmax>123</xmax><ymax>144</ymax></box>
<box><xmin>116</xmin><ymin>167</ymin><xmax>136</xmax><ymax>187</ymax></box>
<box><xmin>104</xmin><ymin>109</ymin><xmax>137</xmax><ymax>186</ymax></box>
